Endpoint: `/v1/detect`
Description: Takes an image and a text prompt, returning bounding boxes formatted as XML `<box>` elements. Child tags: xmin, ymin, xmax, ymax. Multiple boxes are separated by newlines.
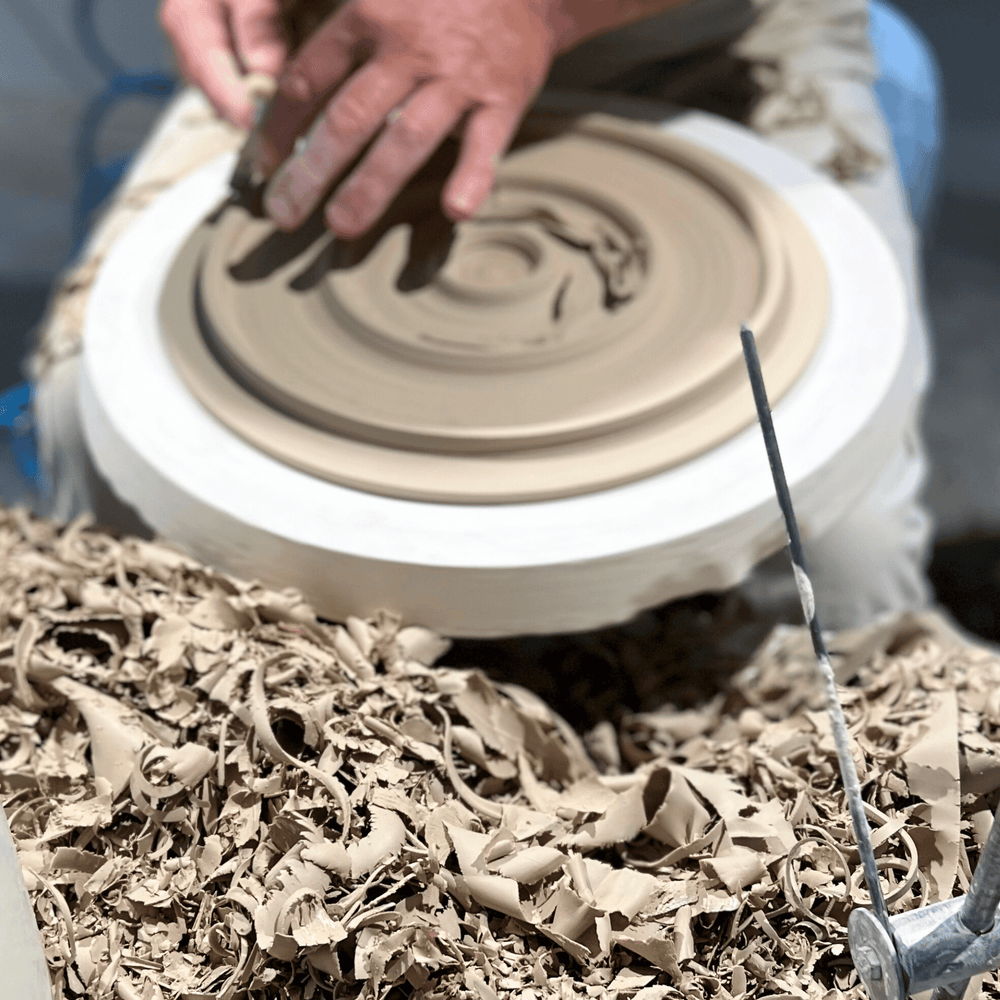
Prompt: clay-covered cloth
<box><xmin>29</xmin><ymin>0</ymin><xmax>933</xmax><ymax>628</ymax></box>
<box><xmin>554</xmin><ymin>0</ymin><xmax>935</xmax><ymax>627</ymax></box>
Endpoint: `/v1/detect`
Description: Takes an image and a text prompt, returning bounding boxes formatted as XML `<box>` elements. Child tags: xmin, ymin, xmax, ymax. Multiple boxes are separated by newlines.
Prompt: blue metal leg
<box><xmin>0</xmin><ymin>382</ymin><xmax>42</xmax><ymax>505</ymax></box>
<box><xmin>869</xmin><ymin>0</ymin><xmax>944</xmax><ymax>230</ymax></box>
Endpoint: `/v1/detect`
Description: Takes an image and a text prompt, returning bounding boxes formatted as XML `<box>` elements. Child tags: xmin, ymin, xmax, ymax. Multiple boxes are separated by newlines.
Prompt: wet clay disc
<box><xmin>162</xmin><ymin>111</ymin><xmax>827</xmax><ymax>503</ymax></box>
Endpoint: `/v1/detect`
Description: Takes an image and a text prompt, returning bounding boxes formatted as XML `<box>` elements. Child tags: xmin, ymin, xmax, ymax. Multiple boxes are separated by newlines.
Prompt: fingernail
<box><xmin>447</xmin><ymin>187</ymin><xmax>481</xmax><ymax>220</ymax></box>
<box><xmin>265</xmin><ymin>186</ymin><xmax>295</xmax><ymax>226</ymax></box>
<box><xmin>326</xmin><ymin>202</ymin><xmax>355</xmax><ymax>235</ymax></box>
<box><xmin>279</xmin><ymin>72</ymin><xmax>312</xmax><ymax>102</ymax></box>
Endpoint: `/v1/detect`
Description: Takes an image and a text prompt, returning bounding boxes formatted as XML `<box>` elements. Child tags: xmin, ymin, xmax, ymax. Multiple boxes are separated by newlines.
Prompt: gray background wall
<box><xmin>889</xmin><ymin>1</ymin><xmax>1000</xmax><ymax>537</ymax></box>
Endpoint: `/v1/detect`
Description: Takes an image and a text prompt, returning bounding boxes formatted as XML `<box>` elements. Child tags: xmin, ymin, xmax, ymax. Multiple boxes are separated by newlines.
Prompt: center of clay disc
<box><xmin>450</xmin><ymin>232</ymin><xmax>540</xmax><ymax>287</ymax></box>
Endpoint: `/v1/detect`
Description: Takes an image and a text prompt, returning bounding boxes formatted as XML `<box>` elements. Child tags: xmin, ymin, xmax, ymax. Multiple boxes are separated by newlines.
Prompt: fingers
<box><xmin>264</xmin><ymin>63</ymin><xmax>419</xmax><ymax>230</ymax></box>
<box><xmin>160</xmin><ymin>0</ymin><xmax>285</xmax><ymax>129</ymax></box>
<box><xmin>161</xmin><ymin>0</ymin><xmax>245</xmax><ymax>124</ymax></box>
<box><xmin>277</xmin><ymin>4</ymin><xmax>367</xmax><ymax>103</ymax></box>
<box><xmin>321</xmin><ymin>82</ymin><xmax>472</xmax><ymax>238</ymax></box>
<box><xmin>231</xmin><ymin>0</ymin><xmax>286</xmax><ymax>78</ymax></box>
<box><xmin>257</xmin><ymin>6</ymin><xmax>365</xmax><ymax>175</ymax></box>
<box><xmin>442</xmin><ymin>104</ymin><xmax>526</xmax><ymax>221</ymax></box>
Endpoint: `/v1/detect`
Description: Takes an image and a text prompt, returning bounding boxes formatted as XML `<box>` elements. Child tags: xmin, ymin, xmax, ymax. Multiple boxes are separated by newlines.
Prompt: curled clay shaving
<box><xmin>3</xmin><ymin>509</ymin><xmax>999</xmax><ymax>999</ymax></box>
<box><xmin>436</xmin><ymin>703</ymin><xmax>504</xmax><ymax>822</ymax></box>
<box><xmin>864</xmin><ymin>803</ymin><xmax>921</xmax><ymax>906</ymax></box>
<box><xmin>784</xmin><ymin>836</ymin><xmax>851</xmax><ymax>927</ymax></box>
<box><xmin>348</xmin><ymin>807</ymin><xmax>407</xmax><ymax>879</ymax></box>
<box><xmin>248</xmin><ymin>655</ymin><xmax>352</xmax><ymax>840</ymax></box>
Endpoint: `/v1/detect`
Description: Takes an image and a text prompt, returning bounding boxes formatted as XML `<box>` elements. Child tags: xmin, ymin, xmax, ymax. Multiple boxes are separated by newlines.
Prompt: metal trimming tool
<box><xmin>741</xmin><ymin>324</ymin><xmax>1000</xmax><ymax>1000</ymax></box>
<box><xmin>228</xmin><ymin>79</ymin><xmax>277</xmax><ymax>214</ymax></box>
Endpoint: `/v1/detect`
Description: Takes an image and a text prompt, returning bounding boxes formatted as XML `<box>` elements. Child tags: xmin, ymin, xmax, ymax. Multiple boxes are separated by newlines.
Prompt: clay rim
<box><xmin>161</xmin><ymin>111</ymin><xmax>828</xmax><ymax>504</ymax></box>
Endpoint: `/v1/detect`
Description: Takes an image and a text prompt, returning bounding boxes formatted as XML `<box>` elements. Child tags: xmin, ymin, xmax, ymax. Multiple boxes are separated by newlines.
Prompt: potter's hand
<box><xmin>160</xmin><ymin>0</ymin><xmax>287</xmax><ymax>130</ymax></box>
<box><xmin>257</xmin><ymin>0</ymin><xmax>561</xmax><ymax>238</ymax></box>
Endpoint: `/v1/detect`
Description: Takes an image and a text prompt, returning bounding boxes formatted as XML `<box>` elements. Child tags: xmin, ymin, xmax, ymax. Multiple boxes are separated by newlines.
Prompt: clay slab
<box><xmin>161</xmin><ymin>113</ymin><xmax>826</xmax><ymax>503</ymax></box>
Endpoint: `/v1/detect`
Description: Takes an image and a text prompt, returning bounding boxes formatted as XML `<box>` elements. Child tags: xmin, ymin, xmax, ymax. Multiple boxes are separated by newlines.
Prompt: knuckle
<box><xmin>392</xmin><ymin>114</ymin><xmax>440</xmax><ymax>150</ymax></box>
<box><xmin>324</xmin><ymin>94</ymin><xmax>373</xmax><ymax>140</ymax></box>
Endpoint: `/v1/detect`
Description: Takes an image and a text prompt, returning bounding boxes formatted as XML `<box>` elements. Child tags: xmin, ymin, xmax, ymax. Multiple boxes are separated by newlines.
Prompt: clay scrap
<box><xmin>0</xmin><ymin>508</ymin><xmax>997</xmax><ymax>999</ymax></box>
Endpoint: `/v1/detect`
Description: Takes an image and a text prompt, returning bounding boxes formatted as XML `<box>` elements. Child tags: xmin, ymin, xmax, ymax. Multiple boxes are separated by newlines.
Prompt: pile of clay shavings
<box><xmin>2</xmin><ymin>509</ymin><xmax>1000</xmax><ymax>1000</ymax></box>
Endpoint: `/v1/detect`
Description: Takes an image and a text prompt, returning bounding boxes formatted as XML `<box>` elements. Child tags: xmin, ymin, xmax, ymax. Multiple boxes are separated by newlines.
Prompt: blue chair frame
<box><xmin>70</xmin><ymin>0</ymin><xmax>177</xmax><ymax>252</ymax></box>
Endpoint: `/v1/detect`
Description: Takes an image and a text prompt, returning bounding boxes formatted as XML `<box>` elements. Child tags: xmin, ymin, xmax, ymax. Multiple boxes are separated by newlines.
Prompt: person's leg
<box><xmin>30</xmin><ymin>87</ymin><xmax>245</xmax><ymax>524</ymax></box>
<box><xmin>546</xmin><ymin>0</ymin><xmax>757</xmax><ymax>91</ymax></box>
<box><xmin>551</xmin><ymin>0</ymin><xmax>936</xmax><ymax>627</ymax></box>
<box><xmin>733</xmin><ymin>1</ymin><xmax>935</xmax><ymax>626</ymax></box>
<box><xmin>869</xmin><ymin>0</ymin><xmax>944</xmax><ymax>230</ymax></box>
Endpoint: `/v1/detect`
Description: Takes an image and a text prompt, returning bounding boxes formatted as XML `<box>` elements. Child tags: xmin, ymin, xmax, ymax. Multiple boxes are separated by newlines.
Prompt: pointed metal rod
<box><xmin>740</xmin><ymin>324</ymin><xmax>891</xmax><ymax>934</ymax></box>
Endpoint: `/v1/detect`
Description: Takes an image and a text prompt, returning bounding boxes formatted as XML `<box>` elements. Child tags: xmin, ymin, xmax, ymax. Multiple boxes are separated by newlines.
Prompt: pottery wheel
<box><xmin>162</xmin><ymin>112</ymin><xmax>827</xmax><ymax>503</ymax></box>
<box><xmin>80</xmin><ymin>104</ymin><xmax>911</xmax><ymax>636</ymax></box>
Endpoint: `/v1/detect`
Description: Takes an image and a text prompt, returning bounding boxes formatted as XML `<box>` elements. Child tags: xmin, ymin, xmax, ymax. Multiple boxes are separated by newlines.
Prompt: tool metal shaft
<box><xmin>960</xmin><ymin>798</ymin><xmax>1000</xmax><ymax>933</ymax></box>
<box><xmin>929</xmin><ymin>798</ymin><xmax>1000</xmax><ymax>1000</ymax></box>
<box><xmin>229</xmin><ymin>87</ymin><xmax>275</xmax><ymax>211</ymax></box>
<box><xmin>740</xmin><ymin>325</ymin><xmax>892</xmax><ymax>933</ymax></box>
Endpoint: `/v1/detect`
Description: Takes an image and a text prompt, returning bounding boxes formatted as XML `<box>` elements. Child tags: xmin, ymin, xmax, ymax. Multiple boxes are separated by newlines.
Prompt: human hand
<box><xmin>257</xmin><ymin>0</ymin><xmax>563</xmax><ymax>239</ymax></box>
<box><xmin>159</xmin><ymin>0</ymin><xmax>288</xmax><ymax>131</ymax></box>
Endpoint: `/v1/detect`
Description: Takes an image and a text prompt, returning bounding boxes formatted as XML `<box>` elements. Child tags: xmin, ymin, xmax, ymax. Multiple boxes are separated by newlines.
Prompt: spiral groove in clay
<box><xmin>162</xmin><ymin>112</ymin><xmax>827</xmax><ymax>503</ymax></box>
